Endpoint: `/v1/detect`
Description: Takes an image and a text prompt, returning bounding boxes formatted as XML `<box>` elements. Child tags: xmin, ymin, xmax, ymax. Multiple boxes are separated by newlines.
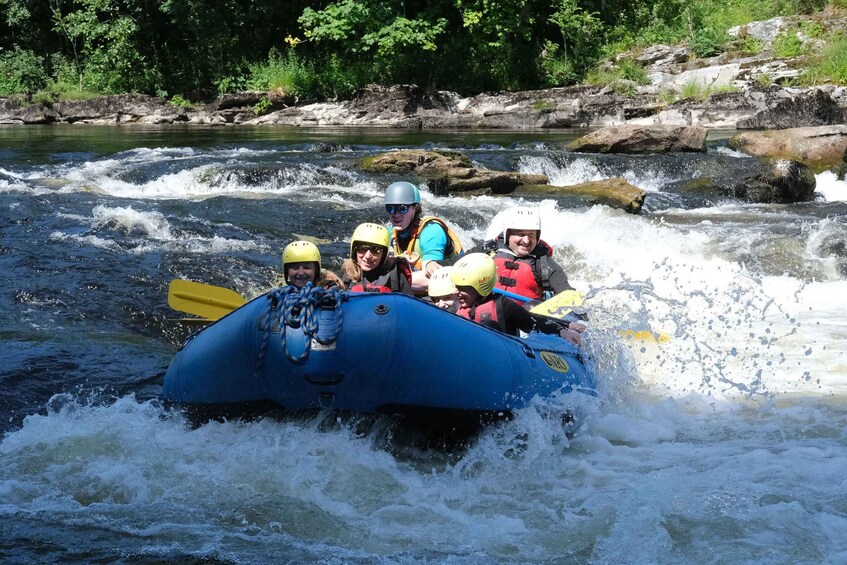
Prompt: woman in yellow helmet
<box><xmin>341</xmin><ymin>223</ymin><xmax>413</xmax><ymax>294</ymax></box>
<box><xmin>450</xmin><ymin>253</ymin><xmax>583</xmax><ymax>345</ymax></box>
<box><xmin>280</xmin><ymin>240</ymin><xmax>344</xmax><ymax>290</ymax></box>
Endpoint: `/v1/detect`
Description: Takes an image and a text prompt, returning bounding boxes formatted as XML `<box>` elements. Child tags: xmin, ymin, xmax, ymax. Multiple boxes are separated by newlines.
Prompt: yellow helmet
<box><xmin>350</xmin><ymin>222</ymin><xmax>390</xmax><ymax>257</ymax></box>
<box><xmin>427</xmin><ymin>267</ymin><xmax>456</xmax><ymax>298</ymax></box>
<box><xmin>282</xmin><ymin>241</ymin><xmax>321</xmax><ymax>282</ymax></box>
<box><xmin>450</xmin><ymin>253</ymin><xmax>496</xmax><ymax>297</ymax></box>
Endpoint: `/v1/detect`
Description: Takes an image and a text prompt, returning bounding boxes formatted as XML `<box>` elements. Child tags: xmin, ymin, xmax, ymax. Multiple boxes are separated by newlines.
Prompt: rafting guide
<box><xmin>384</xmin><ymin>181</ymin><xmax>464</xmax><ymax>295</ymax></box>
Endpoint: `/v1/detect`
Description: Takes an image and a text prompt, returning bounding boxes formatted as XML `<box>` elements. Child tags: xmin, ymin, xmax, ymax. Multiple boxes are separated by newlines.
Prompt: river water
<box><xmin>1</xmin><ymin>125</ymin><xmax>846</xmax><ymax>563</ymax></box>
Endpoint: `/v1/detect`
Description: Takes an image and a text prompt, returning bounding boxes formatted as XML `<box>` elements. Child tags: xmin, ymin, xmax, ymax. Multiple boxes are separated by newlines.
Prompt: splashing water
<box><xmin>2</xmin><ymin>127</ymin><xmax>846</xmax><ymax>563</ymax></box>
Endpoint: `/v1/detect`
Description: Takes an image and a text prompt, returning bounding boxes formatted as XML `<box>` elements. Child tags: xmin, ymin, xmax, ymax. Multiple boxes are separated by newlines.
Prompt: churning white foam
<box><xmin>49</xmin><ymin>205</ymin><xmax>265</xmax><ymax>255</ymax></box>
<box><xmin>815</xmin><ymin>171</ymin><xmax>847</xmax><ymax>202</ymax></box>
<box><xmin>515</xmin><ymin>204</ymin><xmax>845</xmax><ymax>400</ymax></box>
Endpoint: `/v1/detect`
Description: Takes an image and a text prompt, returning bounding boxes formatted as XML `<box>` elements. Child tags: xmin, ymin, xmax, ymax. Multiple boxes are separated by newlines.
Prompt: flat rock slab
<box><xmin>730</xmin><ymin>125</ymin><xmax>847</xmax><ymax>173</ymax></box>
<box><xmin>522</xmin><ymin>177</ymin><xmax>646</xmax><ymax>214</ymax></box>
<box><xmin>568</xmin><ymin>125</ymin><xmax>708</xmax><ymax>153</ymax></box>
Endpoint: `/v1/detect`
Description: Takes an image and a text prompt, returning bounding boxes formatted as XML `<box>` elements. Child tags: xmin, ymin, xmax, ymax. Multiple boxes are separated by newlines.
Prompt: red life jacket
<box><xmin>493</xmin><ymin>240</ymin><xmax>554</xmax><ymax>301</ymax></box>
<box><xmin>456</xmin><ymin>296</ymin><xmax>505</xmax><ymax>333</ymax></box>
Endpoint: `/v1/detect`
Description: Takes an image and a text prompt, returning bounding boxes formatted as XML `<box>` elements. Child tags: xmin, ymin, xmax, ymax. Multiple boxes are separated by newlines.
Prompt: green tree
<box><xmin>48</xmin><ymin>0</ymin><xmax>161</xmax><ymax>94</ymax></box>
<box><xmin>453</xmin><ymin>0</ymin><xmax>541</xmax><ymax>89</ymax></box>
<box><xmin>297</xmin><ymin>0</ymin><xmax>449</xmax><ymax>86</ymax></box>
<box><xmin>542</xmin><ymin>0</ymin><xmax>602</xmax><ymax>85</ymax></box>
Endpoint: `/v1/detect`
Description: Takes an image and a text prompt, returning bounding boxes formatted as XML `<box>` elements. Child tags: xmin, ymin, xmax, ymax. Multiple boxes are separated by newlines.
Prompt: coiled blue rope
<box><xmin>255</xmin><ymin>284</ymin><xmax>347</xmax><ymax>370</ymax></box>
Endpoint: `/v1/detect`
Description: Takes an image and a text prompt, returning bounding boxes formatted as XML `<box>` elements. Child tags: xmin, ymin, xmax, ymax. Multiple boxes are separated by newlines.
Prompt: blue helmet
<box><xmin>384</xmin><ymin>181</ymin><xmax>421</xmax><ymax>205</ymax></box>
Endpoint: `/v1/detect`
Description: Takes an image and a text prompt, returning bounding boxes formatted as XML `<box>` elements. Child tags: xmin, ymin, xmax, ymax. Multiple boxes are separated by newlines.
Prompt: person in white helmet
<box><xmin>450</xmin><ymin>253</ymin><xmax>583</xmax><ymax>345</ymax></box>
<box><xmin>427</xmin><ymin>267</ymin><xmax>459</xmax><ymax>312</ymax></box>
<box><xmin>383</xmin><ymin>181</ymin><xmax>464</xmax><ymax>294</ymax></box>
<box><xmin>471</xmin><ymin>207</ymin><xmax>573</xmax><ymax>302</ymax></box>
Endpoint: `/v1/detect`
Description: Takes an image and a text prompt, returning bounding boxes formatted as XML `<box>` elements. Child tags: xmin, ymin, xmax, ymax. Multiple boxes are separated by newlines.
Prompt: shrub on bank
<box><xmin>0</xmin><ymin>48</ymin><xmax>48</xmax><ymax>95</ymax></box>
<box><xmin>802</xmin><ymin>34</ymin><xmax>847</xmax><ymax>84</ymax></box>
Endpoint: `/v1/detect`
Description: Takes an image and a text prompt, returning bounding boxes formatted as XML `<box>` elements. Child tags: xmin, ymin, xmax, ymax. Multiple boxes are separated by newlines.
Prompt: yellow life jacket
<box><xmin>391</xmin><ymin>215</ymin><xmax>464</xmax><ymax>270</ymax></box>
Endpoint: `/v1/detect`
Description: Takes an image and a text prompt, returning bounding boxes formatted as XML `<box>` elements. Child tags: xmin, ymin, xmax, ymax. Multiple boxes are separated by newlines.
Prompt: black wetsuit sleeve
<box><xmin>500</xmin><ymin>296</ymin><xmax>568</xmax><ymax>335</ymax></box>
<box><xmin>531</xmin><ymin>315</ymin><xmax>566</xmax><ymax>335</ymax></box>
<box><xmin>545</xmin><ymin>256</ymin><xmax>574</xmax><ymax>293</ymax></box>
<box><xmin>501</xmin><ymin>297</ymin><xmax>536</xmax><ymax>336</ymax></box>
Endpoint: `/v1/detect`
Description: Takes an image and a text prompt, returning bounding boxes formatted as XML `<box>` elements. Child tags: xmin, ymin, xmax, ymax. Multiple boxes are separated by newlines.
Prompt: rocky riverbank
<box><xmin>3</xmin><ymin>13</ymin><xmax>847</xmax><ymax>131</ymax></box>
<box><xmin>2</xmin><ymin>86</ymin><xmax>843</xmax><ymax>214</ymax></box>
<box><xmin>2</xmin><ymin>82</ymin><xmax>845</xmax><ymax>132</ymax></box>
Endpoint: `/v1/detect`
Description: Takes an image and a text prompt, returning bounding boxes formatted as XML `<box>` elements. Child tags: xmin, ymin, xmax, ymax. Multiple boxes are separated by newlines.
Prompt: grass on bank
<box><xmin>246</xmin><ymin>48</ymin><xmax>370</xmax><ymax>102</ymax></box>
<box><xmin>800</xmin><ymin>34</ymin><xmax>847</xmax><ymax>84</ymax></box>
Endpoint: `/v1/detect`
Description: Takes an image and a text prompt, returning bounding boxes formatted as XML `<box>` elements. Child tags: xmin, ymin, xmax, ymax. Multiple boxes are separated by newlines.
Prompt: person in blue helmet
<box><xmin>383</xmin><ymin>181</ymin><xmax>464</xmax><ymax>294</ymax></box>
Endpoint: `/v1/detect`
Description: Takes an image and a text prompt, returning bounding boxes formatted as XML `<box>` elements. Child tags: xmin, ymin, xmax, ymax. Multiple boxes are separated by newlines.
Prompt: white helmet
<box><xmin>427</xmin><ymin>267</ymin><xmax>456</xmax><ymax>298</ymax></box>
<box><xmin>502</xmin><ymin>208</ymin><xmax>541</xmax><ymax>241</ymax></box>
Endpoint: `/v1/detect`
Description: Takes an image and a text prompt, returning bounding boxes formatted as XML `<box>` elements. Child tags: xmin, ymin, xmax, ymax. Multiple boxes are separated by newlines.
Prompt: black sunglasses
<box><xmin>355</xmin><ymin>244</ymin><xmax>384</xmax><ymax>256</ymax></box>
<box><xmin>385</xmin><ymin>204</ymin><xmax>412</xmax><ymax>215</ymax></box>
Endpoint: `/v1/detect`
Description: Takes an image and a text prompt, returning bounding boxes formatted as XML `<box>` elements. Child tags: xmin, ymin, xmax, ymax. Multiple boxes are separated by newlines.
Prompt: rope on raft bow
<box><xmin>256</xmin><ymin>284</ymin><xmax>347</xmax><ymax>369</ymax></box>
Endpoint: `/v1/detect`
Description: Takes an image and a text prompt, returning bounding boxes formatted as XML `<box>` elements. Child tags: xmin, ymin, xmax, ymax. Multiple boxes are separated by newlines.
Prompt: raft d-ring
<box><xmin>374</xmin><ymin>304</ymin><xmax>389</xmax><ymax>315</ymax></box>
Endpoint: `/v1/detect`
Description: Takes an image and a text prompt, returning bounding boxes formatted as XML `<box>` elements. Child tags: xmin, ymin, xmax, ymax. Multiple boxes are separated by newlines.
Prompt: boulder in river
<box><xmin>356</xmin><ymin>149</ymin><xmax>546</xmax><ymax>194</ymax></box>
<box><xmin>729</xmin><ymin>124</ymin><xmax>847</xmax><ymax>174</ymax></box>
<box><xmin>667</xmin><ymin>158</ymin><xmax>816</xmax><ymax>204</ymax></box>
<box><xmin>567</xmin><ymin>125</ymin><xmax>708</xmax><ymax>153</ymax></box>
<box><xmin>357</xmin><ymin>149</ymin><xmax>646</xmax><ymax>212</ymax></box>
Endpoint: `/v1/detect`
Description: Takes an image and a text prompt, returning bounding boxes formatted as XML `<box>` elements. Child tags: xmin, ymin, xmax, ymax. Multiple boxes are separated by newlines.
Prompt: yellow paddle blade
<box><xmin>530</xmin><ymin>289</ymin><xmax>673</xmax><ymax>343</ymax></box>
<box><xmin>167</xmin><ymin>279</ymin><xmax>247</xmax><ymax>321</ymax></box>
<box><xmin>529</xmin><ymin>290</ymin><xmax>586</xmax><ymax>318</ymax></box>
<box><xmin>618</xmin><ymin>329</ymin><xmax>672</xmax><ymax>343</ymax></box>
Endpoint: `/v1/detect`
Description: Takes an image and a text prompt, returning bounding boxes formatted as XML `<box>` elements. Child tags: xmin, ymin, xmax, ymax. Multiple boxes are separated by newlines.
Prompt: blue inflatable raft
<box><xmin>163</xmin><ymin>287</ymin><xmax>596</xmax><ymax>431</ymax></box>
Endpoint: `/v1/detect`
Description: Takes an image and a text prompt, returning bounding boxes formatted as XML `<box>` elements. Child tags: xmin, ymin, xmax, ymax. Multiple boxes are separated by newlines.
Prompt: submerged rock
<box><xmin>521</xmin><ymin>178</ymin><xmax>646</xmax><ymax>214</ymax></box>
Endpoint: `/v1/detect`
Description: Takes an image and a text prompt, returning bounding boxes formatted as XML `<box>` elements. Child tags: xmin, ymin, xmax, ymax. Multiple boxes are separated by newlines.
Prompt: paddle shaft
<box><xmin>492</xmin><ymin>286</ymin><xmax>532</xmax><ymax>303</ymax></box>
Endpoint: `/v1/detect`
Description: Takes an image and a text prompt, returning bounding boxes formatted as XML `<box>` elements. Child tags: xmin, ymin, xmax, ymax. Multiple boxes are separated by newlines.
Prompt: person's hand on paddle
<box><xmin>559</xmin><ymin>328</ymin><xmax>584</xmax><ymax>347</ymax></box>
<box><xmin>567</xmin><ymin>321</ymin><xmax>587</xmax><ymax>333</ymax></box>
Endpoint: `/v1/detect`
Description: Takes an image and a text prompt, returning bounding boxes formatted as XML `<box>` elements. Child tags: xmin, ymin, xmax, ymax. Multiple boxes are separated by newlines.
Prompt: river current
<box><xmin>1</xmin><ymin>125</ymin><xmax>846</xmax><ymax>563</ymax></box>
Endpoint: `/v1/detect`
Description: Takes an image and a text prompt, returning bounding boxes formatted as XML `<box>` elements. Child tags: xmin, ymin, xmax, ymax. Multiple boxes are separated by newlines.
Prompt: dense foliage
<box><xmin>0</xmin><ymin>0</ymin><xmax>841</xmax><ymax>101</ymax></box>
